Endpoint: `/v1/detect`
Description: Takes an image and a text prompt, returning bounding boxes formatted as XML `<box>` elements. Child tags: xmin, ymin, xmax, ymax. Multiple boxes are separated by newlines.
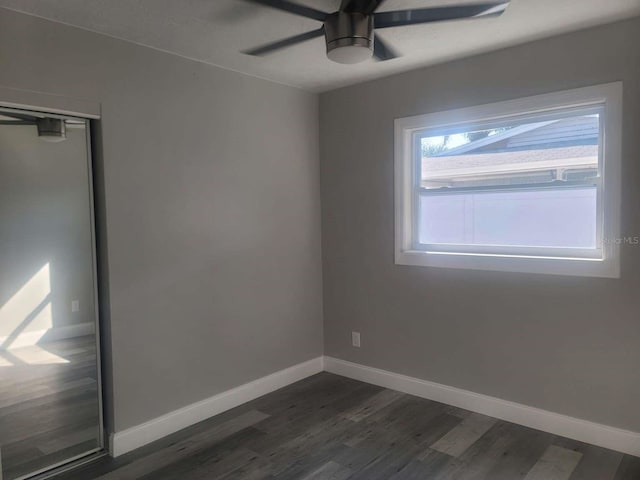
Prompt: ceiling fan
<box><xmin>243</xmin><ymin>0</ymin><xmax>511</xmax><ymax>64</ymax></box>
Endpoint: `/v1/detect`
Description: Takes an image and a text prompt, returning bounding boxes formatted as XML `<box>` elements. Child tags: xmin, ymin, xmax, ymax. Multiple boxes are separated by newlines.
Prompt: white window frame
<box><xmin>394</xmin><ymin>82</ymin><xmax>622</xmax><ymax>278</ymax></box>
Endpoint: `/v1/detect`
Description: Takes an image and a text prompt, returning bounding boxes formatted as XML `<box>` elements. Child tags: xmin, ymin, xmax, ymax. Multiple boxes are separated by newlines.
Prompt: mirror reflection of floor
<box><xmin>0</xmin><ymin>335</ymin><xmax>100</xmax><ymax>480</ymax></box>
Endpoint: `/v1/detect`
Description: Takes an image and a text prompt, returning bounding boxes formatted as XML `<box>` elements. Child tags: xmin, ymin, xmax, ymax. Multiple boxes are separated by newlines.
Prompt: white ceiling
<box><xmin>2</xmin><ymin>0</ymin><xmax>639</xmax><ymax>92</ymax></box>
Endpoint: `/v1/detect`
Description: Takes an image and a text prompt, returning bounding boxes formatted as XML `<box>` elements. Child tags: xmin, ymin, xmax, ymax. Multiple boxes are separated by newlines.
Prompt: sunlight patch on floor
<box><xmin>12</xmin><ymin>344</ymin><xmax>70</xmax><ymax>365</ymax></box>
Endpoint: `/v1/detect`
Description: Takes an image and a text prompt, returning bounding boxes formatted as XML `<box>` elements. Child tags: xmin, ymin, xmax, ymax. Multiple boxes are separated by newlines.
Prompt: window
<box><xmin>395</xmin><ymin>83</ymin><xmax>622</xmax><ymax>277</ymax></box>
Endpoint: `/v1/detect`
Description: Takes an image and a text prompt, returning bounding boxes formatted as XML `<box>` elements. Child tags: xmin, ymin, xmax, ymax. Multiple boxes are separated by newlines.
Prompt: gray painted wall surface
<box><xmin>0</xmin><ymin>124</ymin><xmax>95</xmax><ymax>338</ymax></box>
<box><xmin>320</xmin><ymin>18</ymin><xmax>640</xmax><ymax>432</ymax></box>
<box><xmin>0</xmin><ymin>8</ymin><xmax>322</xmax><ymax>432</ymax></box>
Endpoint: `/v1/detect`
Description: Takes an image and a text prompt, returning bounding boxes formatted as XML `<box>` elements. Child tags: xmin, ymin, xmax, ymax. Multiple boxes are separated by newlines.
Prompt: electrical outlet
<box><xmin>352</xmin><ymin>331</ymin><xmax>361</xmax><ymax>348</ymax></box>
<box><xmin>71</xmin><ymin>300</ymin><xmax>80</xmax><ymax>313</ymax></box>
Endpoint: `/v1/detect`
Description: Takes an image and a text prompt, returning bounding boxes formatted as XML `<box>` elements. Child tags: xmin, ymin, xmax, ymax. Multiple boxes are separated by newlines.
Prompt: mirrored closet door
<box><xmin>0</xmin><ymin>107</ymin><xmax>103</xmax><ymax>479</ymax></box>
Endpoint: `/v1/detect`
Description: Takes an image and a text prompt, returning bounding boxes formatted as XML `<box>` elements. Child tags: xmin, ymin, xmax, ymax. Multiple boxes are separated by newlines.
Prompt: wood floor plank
<box><xmin>389</xmin><ymin>458</ymin><xmax>448</xmax><ymax>480</ymax></box>
<box><xmin>218</xmin><ymin>450</ymin><xmax>274</xmax><ymax>480</ymax></box>
<box><xmin>482</xmin><ymin>424</ymin><xmax>553</xmax><ymax>479</ymax></box>
<box><xmin>430</xmin><ymin>412</ymin><xmax>497</xmax><ymax>458</ymax></box>
<box><xmin>299</xmin><ymin>460</ymin><xmax>352</xmax><ymax>480</ymax></box>
<box><xmin>342</xmin><ymin>438</ymin><xmax>428</xmax><ymax>480</ymax></box>
<box><xmin>341</xmin><ymin>389</ymin><xmax>404</xmax><ymax>422</ymax></box>
<box><xmin>0</xmin><ymin>377</ymin><xmax>96</xmax><ymax>409</ymax></box>
<box><xmin>272</xmin><ymin>444</ymin><xmax>351</xmax><ymax>480</ymax></box>
<box><xmin>432</xmin><ymin>421</ymin><xmax>518</xmax><ymax>480</ymax></box>
<box><xmin>346</xmin><ymin>394</ymin><xmax>451</xmax><ymax>450</ymax></box>
<box><xmin>138</xmin><ymin>433</ymin><xmax>266</xmax><ymax>480</ymax></box>
<box><xmin>37</xmin><ymin>426</ymin><xmax>99</xmax><ymax>455</ymax></box>
<box><xmin>524</xmin><ymin>445</ymin><xmax>583</xmax><ymax>480</ymax></box>
<box><xmin>413</xmin><ymin>414</ymin><xmax>467</xmax><ymax>461</ymax></box>
<box><xmin>614</xmin><ymin>455</ymin><xmax>640</xmax><ymax>480</ymax></box>
<box><xmin>553</xmin><ymin>440</ymin><xmax>624</xmax><ymax>480</ymax></box>
<box><xmin>250</xmin><ymin>414</ymin><xmax>356</xmax><ymax>478</ymax></box>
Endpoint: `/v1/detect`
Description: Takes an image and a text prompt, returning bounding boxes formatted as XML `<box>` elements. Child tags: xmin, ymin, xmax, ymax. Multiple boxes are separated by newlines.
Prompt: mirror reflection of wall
<box><xmin>0</xmin><ymin>108</ymin><xmax>103</xmax><ymax>480</ymax></box>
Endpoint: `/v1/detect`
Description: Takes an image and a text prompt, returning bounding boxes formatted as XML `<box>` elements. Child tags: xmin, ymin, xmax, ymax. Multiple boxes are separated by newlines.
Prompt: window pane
<box><xmin>418</xmin><ymin>187</ymin><xmax>597</xmax><ymax>248</ymax></box>
<box><xmin>420</xmin><ymin>113</ymin><xmax>600</xmax><ymax>189</ymax></box>
<box><xmin>417</xmin><ymin>111</ymin><xmax>601</xmax><ymax>250</ymax></box>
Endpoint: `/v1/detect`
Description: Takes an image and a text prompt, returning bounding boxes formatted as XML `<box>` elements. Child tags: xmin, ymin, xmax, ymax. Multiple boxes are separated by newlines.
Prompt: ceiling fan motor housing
<box><xmin>324</xmin><ymin>12</ymin><xmax>374</xmax><ymax>64</ymax></box>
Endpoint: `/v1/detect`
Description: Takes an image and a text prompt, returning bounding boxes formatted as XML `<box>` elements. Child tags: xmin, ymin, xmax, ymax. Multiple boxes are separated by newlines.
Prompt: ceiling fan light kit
<box><xmin>243</xmin><ymin>0</ymin><xmax>510</xmax><ymax>65</ymax></box>
<box><xmin>325</xmin><ymin>12</ymin><xmax>374</xmax><ymax>64</ymax></box>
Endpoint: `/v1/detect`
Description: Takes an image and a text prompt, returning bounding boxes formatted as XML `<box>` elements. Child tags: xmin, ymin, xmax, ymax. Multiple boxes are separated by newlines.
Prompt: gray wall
<box><xmin>0</xmin><ymin>124</ymin><xmax>95</xmax><ymax>340</ymax></box>
<box><xmin>320</xmin><ymin>18</ymin><xmax>640</xmax><ymax>432</ymax></box>
<box><xmin>0</xmin><ymin>8</ymin><xmax>323</xmax><ymax>432</ymax></box>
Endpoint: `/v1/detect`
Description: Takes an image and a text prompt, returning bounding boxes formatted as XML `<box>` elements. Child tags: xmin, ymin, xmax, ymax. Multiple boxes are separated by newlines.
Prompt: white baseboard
<box><xmin>324</xmin><ymin>356</ymin><xmax>640</xmax><ymax>457</ymax></box>
<box><xmin>0</xmin><ymin>322</ymin><xmax>95</xmax><ymax>350</ymax></box>
<box><xmin>110</xmin><ymin>356</ymin><xmax>324</xmax><ymax>457</ymax></box>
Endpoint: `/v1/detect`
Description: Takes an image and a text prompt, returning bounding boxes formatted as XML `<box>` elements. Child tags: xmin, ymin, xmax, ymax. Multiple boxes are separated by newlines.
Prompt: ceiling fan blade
<box><xmin>243</xmin><ymin>0</ymin><xmax>328</xmax><ymax>21</ymax></box>
<box><xmin>374</xmin><ymin>2</ymin><xmax>509</xmax><ymax>29</ymax></box>
<box><xmin>243</xmin><ymin>28</ymin><xmax>325</xmax><ymax>56</ymax></box>
<box><xmin>341</xmin><ymin>0</ymin><xmax>387</xmax><ymax>14</ymax></box>
<box><xmin>373</xmin><ymin>35</ymin><xmax>398</xmax><ymax>61</ymax></box>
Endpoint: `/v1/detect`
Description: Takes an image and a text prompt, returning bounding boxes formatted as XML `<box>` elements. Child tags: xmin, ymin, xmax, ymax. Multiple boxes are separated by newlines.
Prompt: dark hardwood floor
<box><xmin>55</xmin><ymin>372</ymin><xmax>639</xmax><ymax>480</ymax></box>
<box><xmin>0</xmin><ymin>335</ymin><xmax>101</xmax><ymax>480</ymax></box>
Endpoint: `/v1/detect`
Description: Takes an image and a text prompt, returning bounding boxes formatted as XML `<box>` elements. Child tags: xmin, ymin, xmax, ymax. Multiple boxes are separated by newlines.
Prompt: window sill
<box><xmin>395</xmin><ymin>249</ymin><xmax>620</xmax><ymax>278</ymax></box>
